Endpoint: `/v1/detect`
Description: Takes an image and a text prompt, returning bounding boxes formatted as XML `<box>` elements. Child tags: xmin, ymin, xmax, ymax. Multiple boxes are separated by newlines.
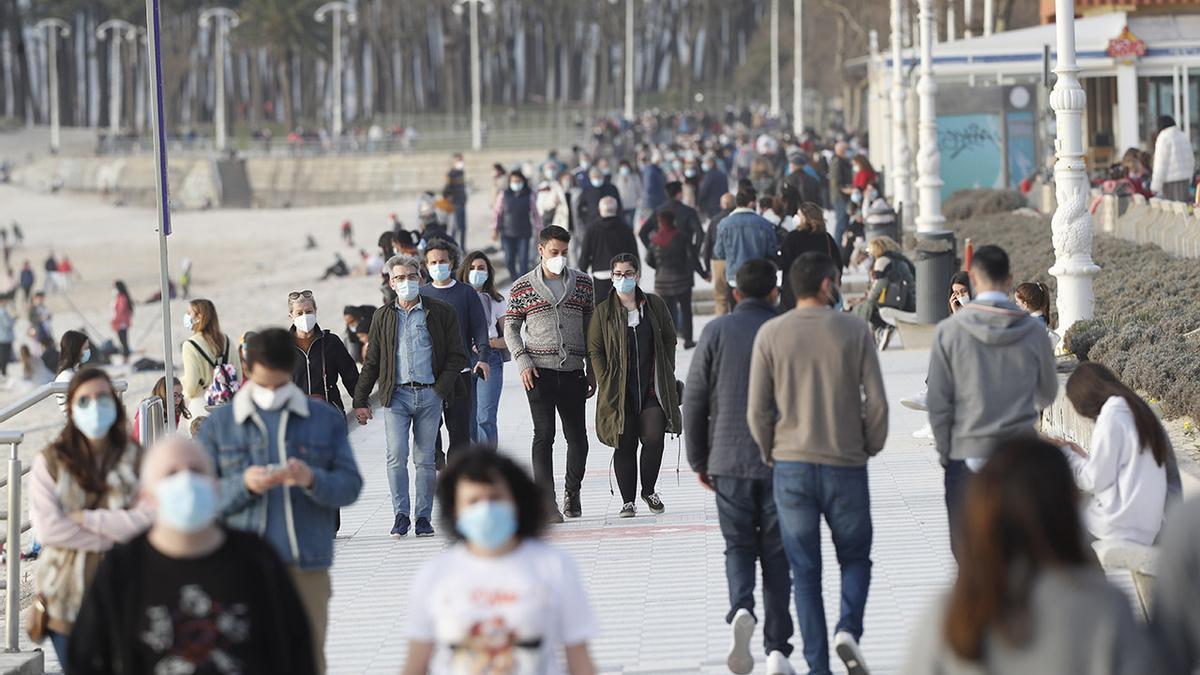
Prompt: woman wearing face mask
<box><xmin>461</xmin><ymin>252</ymin><xmax>508</xmax><ymax>446</ymax></box>
<box><xmin>536</xmin><ymin>163</ymin><xmax>570</xmax><ymax>232</ymax></box>
<box><xmin>615</xmin><ymin>160</ymin><xmax>642</xmax><ymax>225</ymax></box>
<box><xmin>492</xmin><ymin>169</ymin><xmax>540</xmax><ymax>283</ymax></box>
<box><xmin>288</xmin><ymin>290</ymin><xmax>359</xmax><ymax>412</ymax></box>
<box><xmin>587</xmin><ymin>254</ymin><xmax>681</xmax><ymax>517</ymax></box>
<box><xmin>54</xmin><ymin>330</ymin><xmax>92</xmax><ymax>414</ymax></box>
<box><xmin>180</xmin><ymin>299</ymin><xmax>239</xmax><ymax>412</ymax></box>
<box><xmin>29</xmin><ymin>368</ymin><xmax>152</xmax><ymax>669</ymax></box>
<box><xmin>131</xmin><ymin>376</ymin><xmax>191</xmax><ymax>442</ymax></box>
<box><xmin>403</xmin><ymin>451</ymin><xmax>598</xmax><ymax>675</ymax></box>
<box><xmin>780</xmin><ymin>202</ymin><xmax>843</xmax><ymax>309</ymax></box>
<box><xmin>67</xmin><ymin>436</ymin><xmax>317</xmax><ymax>674</ymax></box>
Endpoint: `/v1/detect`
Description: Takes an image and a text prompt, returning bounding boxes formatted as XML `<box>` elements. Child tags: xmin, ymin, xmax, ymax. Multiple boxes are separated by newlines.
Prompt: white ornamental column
<box><xmin>915</xmin><ymin>0</ymin><xmax>952</xmax><ymax>323</ymax></box>
<box><xmin>96</xmin><ymin>19</ymin><xmax>135</xmax><ymax>139</ymax></box>
<box><xmin>33</xmin><ymin>19</ymin><xmax>70</xmax><ymax>153</ymax></box>
<box><xmin>769</xmin><ymin>0</ymin><xmax>781</xmax><ymax>117</ymax></box>
<box><xmin>1049</xmin><ymin>0</ymin><xmax>1099</xmax><ymax>333</ymax></box>
<box><xmin>314</xmin><ymin>2</ymin><xmax>357</xmax><ymax>141</ymax></box>
<box><xmin>890</xmin><ymin>0</ymin><xmax>913</xmax><ymax>227</ymax></box>
<box><xmin>963</xmin><ymin>0</ymin><xmax>974</xmax><ymax>38</ymax></box>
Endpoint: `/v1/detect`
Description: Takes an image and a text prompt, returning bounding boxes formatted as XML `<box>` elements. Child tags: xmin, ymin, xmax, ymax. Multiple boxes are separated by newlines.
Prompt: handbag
<box><xmin>25</xmin><ymin>593</ymin><xmax>48</xmax><ymax>643</ymax></box>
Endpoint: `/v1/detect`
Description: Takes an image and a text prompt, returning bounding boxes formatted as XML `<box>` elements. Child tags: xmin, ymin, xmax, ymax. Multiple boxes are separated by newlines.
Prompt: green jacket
<box><xmin>587</xmin><ymin>289</ymin><xmax>682</xmax><ymax>448</ymax></box>
<box><xmin>352</xmin><ymin>297</ymin><xmax>468</xmax><ymax>408</ymax></box>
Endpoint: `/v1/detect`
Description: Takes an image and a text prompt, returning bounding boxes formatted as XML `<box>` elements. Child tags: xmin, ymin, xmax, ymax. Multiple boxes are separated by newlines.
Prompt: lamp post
<box><xmin>915</xmin><ymin>0</ymin><xmax>952</xmax><ymax>324</ymax></box>
<box><xmin>199</xmin><ymin>7</ymin><xmax>239</xmax><ymax>153</ymax></box>
<box><xmin>984</xmin><ymin>0</ymin><xmax>994</xmax><ymax>35</ymax></box>
<box><xmin>32</xmin><ymin>19</ymin><xmax>69</xmax><ymax>153</ymax></box>
<box><xmin>769</xmin><ymin>0</ymin><xmax>781</xmax><ymax>118</ymax></box>
<box><xmin>890</xmin><ymin>0</ymin><xmax>913</xmax><ymax>227</ymax></box>
<box><xmin>314</xmin><ymin>2</ymin><xmax>356</xmax><ymax>141</ymax></box>
<box><xmin>793</xmin><ymin>0</ymin><xmax>803</xmax><ymax>134</ymax></box>
<box><xmin>963</xmin><ymin>0</ymin><xmax>974</xmax><ymax>38</ymax></box>
<box><xmin>453</xmin><ymin>0</ymin><xmax>493</xmax><ymax>151</ymax></box>
<box><xmin>1049</xmin><ymin>0</ymin><xmax>1099</xmax><ymax>333</ymax></box>
<box><xmin>624</xmin><ymin>0</ymin><xmax>634</xmax><ymax>121</ymax></box>
<box><xmin>96</xmin><ymin>19</ymin><xmax>137</xmax><ymax>140</ymax></box>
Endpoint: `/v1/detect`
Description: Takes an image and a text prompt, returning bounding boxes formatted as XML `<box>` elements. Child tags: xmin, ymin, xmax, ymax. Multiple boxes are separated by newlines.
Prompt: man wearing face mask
<box><xmin>697</xmin><ymin>155</ymin><xmax>729</xmax><ymax>220</ymax></box>
<box><xmin>504</xmin><ymin>226</ymin><xmax>596</xmax><ymax>520</ymax></box>
<box><xmin>353</xmin><ymin>256</ymin><xmax>468</xmax><ymax>538</ymax></box>
<box><xmin>419</xmin><ymin>240</ymin><xmax>490</xmax><ymax>464</ymax></box>
<box><xmin>445</xmin><ymin>153</ymin><xmax>468</xmax><ymax>250</ymax></box>
<box><xmin>196</xmin><ymin>329</ymin><xmax>363</xmax><ymax>674</ymax></box>
<box><xmin>68</xmin><ymin>437</ymin><xmax>317</xmax><ymax>674</ymax></box>
<box><xmin>575</xmin><ymin>167</ymin><xmax>623</xmax><ymax>262</ymax></box>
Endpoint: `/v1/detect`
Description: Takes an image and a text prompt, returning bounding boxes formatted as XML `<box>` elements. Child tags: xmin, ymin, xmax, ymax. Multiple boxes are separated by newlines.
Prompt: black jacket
<box><xmin>697</xmin><ymin>169</ymin><xmax>728</xmax><ymax>218</ymax></box>
<box><xmin>579</xmin><ymin>216</ymin><xmax>639</xmax><ymax>275</ymax></box>
<box><xmin>704</xmin><ymin>208</ymin><xmax>733</xmax><ymax>262</ymax></box>
<box><xmin>785</xmin><ymin>169</ymin><xmax>823</xmax><ymax>206</ymax></box>
<box><xmin>291</xmin><ymin>325</ymin><xmax>360</xmax><ymax>411</ymax></box>
<box><xmin>779</xmin><ymin>229</ymin><xmax>842</xmax><ymax>308</ymax></box>
<box><xmin>354</xmin><ymin>297</ymin><xmax>468</xmax><ymax>407</ymax></box>
<box><xmin>576</xmin><ymin>183</ymin><xmax>622</xmax><ymax>230</ymax></box>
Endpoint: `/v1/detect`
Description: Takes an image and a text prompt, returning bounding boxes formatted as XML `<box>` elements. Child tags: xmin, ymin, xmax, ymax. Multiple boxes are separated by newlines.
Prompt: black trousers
<box><xmin>438</xmin><ymin>371</ymin><xmax>476</xmax><ymax>460</ymax></box>
<box><xmin>613</xmin><ymin>402</ymin><xmax>666</xmax><ymax>503</ymax></box>
<box><xmin>527</xmin><ymin>368</ymin><xmax>589</xmax><ymax>500</ymax></box>
<box><xmin>116</xmin><ymin>328</ymin><xmax>130</xmax><ymax>358</ymax></box>
<box><xmin>660</xmin><ymin>289</ymin><xmax>694</xmax><ymax>342</ymax></box>
<box><xmin>0</xmin><ymin>342</ymin><xmax>10</xmax><ymax>376</ymax></box>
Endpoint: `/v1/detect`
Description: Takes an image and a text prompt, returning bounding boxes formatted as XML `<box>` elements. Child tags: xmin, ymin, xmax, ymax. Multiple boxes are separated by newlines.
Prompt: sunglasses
<box><xmin>288</xmin><ymin>290</ymin><xmax>314</xmax><ymax>300</ymax></box>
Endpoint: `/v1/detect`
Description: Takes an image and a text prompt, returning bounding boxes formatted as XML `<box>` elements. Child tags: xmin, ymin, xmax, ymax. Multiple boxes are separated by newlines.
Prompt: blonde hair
<box><xmin>867</xmin><ymin>236</ymin><xmax>901</xmax><ymax>259</ymax></box>
<box><xmin>188</xmin><ymin>299</ymin><xmax>226</xmax><ymax>354</ymax></box>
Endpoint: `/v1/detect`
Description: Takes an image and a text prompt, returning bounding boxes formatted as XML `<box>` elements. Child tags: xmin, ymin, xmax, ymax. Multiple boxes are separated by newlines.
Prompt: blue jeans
<box><xmin>453</xmin><ymin>203</ymin><xmax>467</xmax><ymax>249</ymax></box>
<box><xmin>50</xmin><ymin>630</ymin><xmax>69</xmax><ymax>673</ymax></box>
<box><xmin>382</xmin><ymin>387</ymin><xmax>442</xmax><ymax>519</ymax></box>
<box><xmin>474</xmin><ymin>351</ymin><xmax>505</xmax><ymax>446</ymax></box>
<box><xmin>773</xmin><ymin>461</ymin><xmax>873</xmax><ymax>675</ymax></box>
<box><xmin>623</xmin><ymin>208</ymin><xmax>637</xmax><ymax>227</ymax></box>
<box><xmin>833</xmin><ymin>198</ymin><xmax>849</xmax><ymax>246</ymax></box>
<box><xmin>502</xmin><ymin>235</ymin><xmax>530</xmax><ymax>282</ymax></box>
<box><xmin>713</xmin><ymin>475</ymin><xmax>794</xmax><ymax>657</ymax></box>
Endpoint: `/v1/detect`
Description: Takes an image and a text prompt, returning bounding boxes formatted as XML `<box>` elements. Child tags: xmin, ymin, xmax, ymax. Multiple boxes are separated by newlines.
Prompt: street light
<box><xmin>32</xmin><ymin>18</ymin><xmax>70</xmax><ymax>153</ymax></box>
<box><xmin>96</xmin><ymin>19</ymin><xmax>137</xmax><ymax>140</ymax></box>
<box><xmin>453</xmin><ymin>0</ymin><xmax>493</xmax><ymax>151</ymax></box>
<box><xmin>792</xmin><ymin>0</ymin><xmax>803</xmax><ymax>135</ymax></box>
<box><xmin>769</xmin><ymin>0</ymin><xmax>781</xmax><ymax>118</ymax></box>
<box><xmin>199</xmin><ymin>8</ymin><xmax>239</xmax><ymax>152</ymax></box>
<box><xmin>915</xmin><ymin>0</ymin><xmax>952</xmax><ymax>324</ymax></box>
<box><xmin>314</xmin><ymin>2</ymin><xmax>357</xmax><ymax>140</ymax></box>
<box><xmin>623</xmin><ymin>0</ymin><xmax>634</xmax><ymax>121</ymax></box>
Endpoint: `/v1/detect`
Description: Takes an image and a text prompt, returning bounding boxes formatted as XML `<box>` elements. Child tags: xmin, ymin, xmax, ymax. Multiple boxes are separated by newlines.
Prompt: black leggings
<box><xmin>117</xmin><ymin>328</ymin><xmax>130</xmax><ymax>358</ymax></box>
<box><xmin>614</xmin><ymin>403</ymin><xmax>666</xmax><ymax>503</ymax></box>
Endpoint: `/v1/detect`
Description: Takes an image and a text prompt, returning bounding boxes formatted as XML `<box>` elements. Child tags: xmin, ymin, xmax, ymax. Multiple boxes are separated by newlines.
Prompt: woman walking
<box><xmin>644</xmin><ymin>210</ymin><xmax>704</xmax><ymax>349</ymax></box>
<box><xmin>111</xmin><ymin>281</ymin><xmax>133</xmax><ymax>360</ymax></box>
<box><xmin>493</xmin><ymin>169</ymin><xmax>540</xmax><ymax>282</ymax></box>
<box><xmin>587</xmin><ymin>253</ymin><xmax>681</xmax><ymax>517</ymax></box>
<box><xmin>780</xmin><ymin>203</ymin><xmax>842</xmax><ymax>309</ymax></box>
<box><xmin>29</xmin><ymin>368</ymin><xmax>152</xmax><ymax>669</ymax></box>
<box><xmin>180</xmin><ymin>299</ymin><xmax>239</xmax><ymax>411</ymax></box>
<box><xmin>54</xmin><ymin>331</ymin><xmax>92</xmax><ymax>414</ymax></box>
<box><xmin>287</xmin><ymin>290</ymin><xmax>359</xmax><ymax>412</ymax></box>
<box><xmin>462</xmin><ymin>252</ymin><xmax>508</xmax><ymax>446</ymax></box>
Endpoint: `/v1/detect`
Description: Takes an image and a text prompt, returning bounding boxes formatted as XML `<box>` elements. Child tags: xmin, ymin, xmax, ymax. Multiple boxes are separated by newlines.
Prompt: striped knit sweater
<box><xmin>504</xmin><ymin>266</ymin><xmax>594</xmax><ymax>372</ymax></box>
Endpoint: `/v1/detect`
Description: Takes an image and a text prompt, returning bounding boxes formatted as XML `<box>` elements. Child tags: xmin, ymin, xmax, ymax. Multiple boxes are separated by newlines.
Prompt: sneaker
<box><xmin>563</xmin><ymin>490</ymin><xmax>582</xmax><ymax>519</ymax></box>
<box><xmin>414</xmin><ymin>517</ymin><xmax>435</xmax><ymax>537</ymax></box>
<box><xmin>391</xmin><ymin>513</ymin><xmax>411</xmax><ymax>539</ymax></box>
<box><xmin>834</xmin><ymin>631</ymin><xmax>870</xmax><ymax>675</ymax></box>
<box><xmin>913</xmin><ymin>422</ymin><xmax>934</xmax><ymax>440</ymax></box>
<box><xmin>766</xmin><ymin>650</ymin><xmax>796</xmax><ymax>675</ymax></box>
<box><xmin>900</xmin><ymin>389</ymin><xmax>928</xmax><ymax>411</ymax></box>
<box><xmin>618</xmin><ymin>502</ymin><xmax>636</xmax><ymax>518</ymax></box>
<box><xmin>727</xmin><ymin>608</ymin><xmax>756</xmax><ymax>675</ymax></box>
<box><xmin>641</xmin><ymin>492</ymin><xmax>665</xmax><ymax>514</ymax></box>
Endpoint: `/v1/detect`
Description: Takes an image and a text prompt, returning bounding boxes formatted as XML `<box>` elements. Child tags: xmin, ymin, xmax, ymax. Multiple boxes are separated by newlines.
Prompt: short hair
<box><xmin>599</xmin><ymin>196</ymin><xmax>619</xmax><ymax>217</ymax></box>
<box><xmin>789</xmin><ymin>252</ymin><xmax>838</xmax><ymax>300</ymax></box>
<box><xmin>393</xmin><ymin>229</ymin><xmax>417</xmax><ymax>249</ymax></box>
<box><xmin>539</xmin><ymin>225</ymin><xmax>571</xmax><ymax>245</ymax></box>
<box><xmin>610</xmin><ymin>252</ymin><xmax>640</xmax><ymax>272</ymax></box>
<box><xmin>970</xmin><ymin>245</ymin><xmax>1011</xmax><ymax>284</ymax></box>
<box><xmin>1158</xmin><ymin>115</ymin><xmax>1176</xmax><ymax>132</ymax></box>
<box><xmin>666</xmin><ymin>181</ymin><xmax>683</xmax><ymax>198</ymax></box>
<box><xmin>244</xmin><ymin>328</ymin><xmax>296</xmax><ymax>373</ymax></box>
<box><xmin>735</xmin><ymin>187</ymin><xmax>757</xmax><ymax>208</ymax></box>
<box><xmin>423</xmin><ymin>238</ymin><xmax>458</xmax><ymax>267</ymax></box>
<box><xmin>735</xmin><ymin>259</ymin><xmax>778</xmax><ymax>299</ymax></box>
<box><xmin>385</xmin><ymin>254</ymin><xmax>422</xmax><ymax>277</ymax></box>
<box><xmin>436</xmin><ymin>450</ymin><xmax>546</xmax><ymax>542</ymax></box>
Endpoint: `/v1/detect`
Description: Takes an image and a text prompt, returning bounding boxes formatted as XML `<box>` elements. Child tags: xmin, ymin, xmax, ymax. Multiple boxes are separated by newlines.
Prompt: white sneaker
<box><xmin>834</xmin><ymin>631</ymin><xmax>870</xmax><ymax>675</ymax></box>
<box><xmin>727</xmin><ymin>608</ymin><xmax>756</xmax><ymax>675</ymax></box>
<box><xmin>913</xmin><ymin>423</ymin><xmax>934</xmax><ymax>440</ymax></box>
<box><xmin>766</xmin><ymin>650</ymin><xmax>795</xmax><ymax>675</ymax></box>
<box><xmin>900</xmin><ymin>389</ymin><xmax>928</xmax><ymax>411</ymax></box>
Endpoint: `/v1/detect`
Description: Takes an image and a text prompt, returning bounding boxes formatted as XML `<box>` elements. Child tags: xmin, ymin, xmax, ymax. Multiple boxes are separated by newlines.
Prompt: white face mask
<box><xmin>544</xmin><ymin>255</ymin><xmax>567</xmax><ymax>275</ymax></box>
<box><xmin>468</xmin><ymin>269</ymin><xmax>489</xmax><ymax>289</ymax></box>
<box><xmin>394</xmin><ymin>279</ymin><xmax>420</xmax><ymax>302</ymax></box>
<box><xmin>183</xmin><ymin>314</ymin><xmax>195</xmax><ymax>332</ymax></box>
<box><xmin>429</xmin><ymin>262</ymin><xmax>452</xmax><ymax>283</ymax></box>
<box><xmin>250</xmin><ymin>383</ymin><xmax>289</xmax><ymax>411</ymax></box>
<box><xmin>293</xmin><ymin>313</ymin><xmax>317</xmax><ymax>333</ymax></box>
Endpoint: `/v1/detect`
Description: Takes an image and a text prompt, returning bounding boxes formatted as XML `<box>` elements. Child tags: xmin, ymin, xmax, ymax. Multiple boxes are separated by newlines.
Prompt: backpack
<box><xmin>187</xmin><ymin>338</ymin><xmax>240</xmax><ymax>407</ymax></box>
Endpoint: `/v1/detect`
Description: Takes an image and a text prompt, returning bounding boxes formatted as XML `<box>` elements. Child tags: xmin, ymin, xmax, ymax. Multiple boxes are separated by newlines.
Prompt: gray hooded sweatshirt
<box><xmin>926</xmin><ymin>298</ymin><xmax>1057</xmax><ymax>464</ymax></box>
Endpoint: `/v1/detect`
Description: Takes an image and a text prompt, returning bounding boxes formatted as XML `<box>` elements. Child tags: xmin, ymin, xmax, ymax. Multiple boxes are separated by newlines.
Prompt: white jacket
<box><xmin>1151</xmin><ymin>125</ymin><xmax>1195</xmax><ymax>193</ymax></box>
<box><xmin>1065</xmin><ymin>396</ymin><xmax>1167</xmax><ymax>545</ymax></box>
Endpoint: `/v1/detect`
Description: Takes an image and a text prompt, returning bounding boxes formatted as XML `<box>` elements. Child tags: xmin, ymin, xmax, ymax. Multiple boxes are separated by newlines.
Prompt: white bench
<box><xmin>878</xmin><ymin>308</ymin><xmax>936</xmax><ymax>350</ymax></box>
<box><xmin>1092</xmin><ymin>539</ymin><xmax>1159</xmax><ymax>620</ymax></box>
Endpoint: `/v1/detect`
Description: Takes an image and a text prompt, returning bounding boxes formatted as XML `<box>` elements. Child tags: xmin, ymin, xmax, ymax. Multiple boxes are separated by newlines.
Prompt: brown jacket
<box><xmin>353</xmin><ymin>297</ymin><xmax>468</xmax><ymax>408</ymax></box>
<box><xmin>747</xmin><ymin>306</ymin><xmax>888</xmax><ymax>466</ymax></box>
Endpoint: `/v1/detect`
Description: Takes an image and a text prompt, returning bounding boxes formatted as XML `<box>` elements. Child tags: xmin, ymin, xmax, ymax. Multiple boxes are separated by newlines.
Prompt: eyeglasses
<box><xmin>391</xmin><ymin>273</ymin><xmax>421</xmax><ymax>283</ymax></box>
<box><xmin>611</xmin><ymin>271</ymin><xmax>638</xmax><ymax>280</ymax></box>
<box><xmin>288</xmin><ymin>290</ymin><xmax>314</xmax><ymax>300</ymax></box>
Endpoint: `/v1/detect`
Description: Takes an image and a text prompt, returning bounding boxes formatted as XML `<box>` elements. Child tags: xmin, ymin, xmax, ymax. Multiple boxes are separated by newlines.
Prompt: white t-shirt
<box><xmin>479</xmin><ymin>292</ymin><xmax>507</xmax><ymax>340</ymax></box>
<box><xmin>407</xmin><ymin>539</ymin><xmax>597</xmax><ymax>675</ymax></box>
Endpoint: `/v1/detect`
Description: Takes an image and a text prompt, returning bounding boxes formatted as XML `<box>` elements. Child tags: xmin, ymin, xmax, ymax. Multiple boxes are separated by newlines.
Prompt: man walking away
<box><xmin>446</xmin><ymin>153</ymin><xmax>468</xmax><ymax>249</ymax></box>
<box><xmin>748</xmin><ymin>252</ymin><xmax>888</xmax><ymax>675</ymax></box>
<box><xmin>713</xmin><ymin>188</ymin><xmax>778</xmax><ymax>309</ymax></box>
<box><xmin>352</xmin><ymin>255</ymin><xmax>468</xmax><ymax>539</ymax></box>
<box><xmin>505</xmin><ymin>226</ymin><xmax>596</xmax><ymax>520</ymax></box>
<box><xmin>829</xmin><ymin>142</ymin><xmax>854</xmax><ymax>244</ymax></box>
<box><xmin>705</xmin><ymin>193</ymin><xmax>736</xmax><ymax>316</ymax></box>
<box><xmin>196</xmin><ymin>329</ymin><xmax>363</xmax><ymax>674</ymax></box>
<box><xmin>698</xmin><ymin>154</ymin><xmax>729</xmax><ymax>219</ymax></box>
<box><xmin>579</xmin><ymin>196</ymin><xmax>639</xmax><ymax>301</ymax></box>
<box><xmin>1151</xmin><ymin>115</ymin><xmax>1196</xmax><ymax>202</ymax></box>
<box><xmin>686</xmin><ymin>259</ymin><xmax>795</xmax><ymax>675</ymax></box>
<box><xmin>925</xmin><ymin>245</ymin><xmax>1057</xmax><ymax>558</ymax></box>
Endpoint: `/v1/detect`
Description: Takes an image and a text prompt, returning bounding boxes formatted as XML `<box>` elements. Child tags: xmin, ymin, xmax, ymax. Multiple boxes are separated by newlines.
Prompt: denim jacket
<box><xmin>195</xmin><ymin>384</ymin><xmax>363</xmax><ymax>570</ymax></box>
<box><xmin>712</xmin><ymin>208</ymin><xmax>779</xmax><ymax>284</ymax></box>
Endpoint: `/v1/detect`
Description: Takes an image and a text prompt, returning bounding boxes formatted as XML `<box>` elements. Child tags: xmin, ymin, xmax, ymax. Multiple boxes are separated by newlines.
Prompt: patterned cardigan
<box><xmin>504</xmin><ymin>266</ymin><xmax>594</xmax><ymax>373</ymax></box>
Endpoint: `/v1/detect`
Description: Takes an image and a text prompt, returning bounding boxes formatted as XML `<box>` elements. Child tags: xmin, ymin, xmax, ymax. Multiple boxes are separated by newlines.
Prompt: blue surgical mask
<box><xmin>468</xmin><ymin>269</ymin><xmax>489</xmax><ymax>289</ymax></box>
<box><xmin>614</xmin><ymin>276</ymin><xmax>637</xmax><ymax>295</ymax></box>
<box><xmin>429</xmin><ymin>262</ymin><xmax>451</xmax><ymax>283</ymax></box>
<box><xmin>457</xmin><ymin>500</ymin><xmax>518</xmax><ymax>551</ymax></box>
<box><xmin>684</xmin><ymin>169</ymin><xmax>696</xmax><ymax>178</ymax></box>
<box><xmin>80</xmin><ymin>349</ymin><xmax>91</xmax><ymax>364</ymax></box>
<box><xmin>395</xmin><ymin>279</ymin><xmax>420</xmax><ymax>302</ymax></box>
<box><xmin>182</xmin><ymin>314</ymin><xmax>195</xmax><ymax>332</ymax></box>
<box><xmin>72</xmin><ymin>396</ymin><xmax>118</xmax><ymax>440</ymax></box>
<box><xmin>851</xmin><ymin>192</ymin><xmax>863</xmax><ymax>205</ymax></box>
<box><xmin>155</xmin><ymin>471</ymin><xmax>218</xmax><ymax>533</ymax></box>
<box><xmin>619</xmin><ymin>166</ymin><xmax>631</xmax><ymax>176</ymax></box>
<box><xmin>510</xmin><ymin>181</ymin><xmax>524</xmax><ymax>192</ymax></box>
<box><xmin>590</xmin><ymin>178</ymin><xmax>603</xmax><ymax>188</ymax></box>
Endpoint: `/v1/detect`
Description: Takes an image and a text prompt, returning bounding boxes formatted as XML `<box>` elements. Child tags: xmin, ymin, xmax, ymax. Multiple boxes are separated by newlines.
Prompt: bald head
<box><xmin>719</xmin><ymin>192</ymin><xmax>736</xmax><ymax>210</ymax></box>
<box><xmin>140</xmin><ymin>436</ymin><xmax>215</xmax><ymax>500</ymax></box>
<box><xmin>599</xmin><ymin>196</ymin><xmax>619</xmax><ymax>218</ymax></box>
<box><xmin>834</xmin><ymin>141</ymin><xmax>849</xmax><ymax>157</ymax></box>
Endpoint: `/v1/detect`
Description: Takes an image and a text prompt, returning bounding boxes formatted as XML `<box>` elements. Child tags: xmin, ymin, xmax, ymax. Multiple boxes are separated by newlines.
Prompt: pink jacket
<box><xmin>29</xmin><ymin>453</ymin><xmax>152</xmax><ymax>552</ymax></box>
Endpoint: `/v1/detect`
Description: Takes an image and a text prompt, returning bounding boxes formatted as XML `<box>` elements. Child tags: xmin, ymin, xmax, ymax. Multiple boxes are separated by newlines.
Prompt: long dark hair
<box><xmin>57</xmin><ymin>330</ymin><xmax>89</xmax><ymax>374</ymax></box>
<box><xmin>944</xmin><ymin>438</ymin><xmax>1089</xmax><ymax>661</ymax></box>
<box><xmin>1066</xmin><ymin>362</ymin><xmax>1169</xmax><ymax>466</ymax></box>
<box><xmin>458</xmin><ymin>250</ymin><xmax>503</xmax><ymax>303</ymax></box>
<box><xmin>152</xmin><ymin>376</ymin><xmax>191</xmax><ymax>421</ymax></box>
<box><xmin>47</xmin><ymin>368</ymin><xmax>133</xmax><ymax>494</ymax></box>
<box><xmin>1015</xmin><ymin>281</ymin><xmax>1056</xmax><ymax>329</ymax></box>
<box><xmin>436</xmin><ymin>449</ymin><xmax>547</xmax><ymax>540</ymax></box>
<box><xmin>114</xmin><ymin>280</ymin><xmax>133</xmax><ymax>317</ymax></box>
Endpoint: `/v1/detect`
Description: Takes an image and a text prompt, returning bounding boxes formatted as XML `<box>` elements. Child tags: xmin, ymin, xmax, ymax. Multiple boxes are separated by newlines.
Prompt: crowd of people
<box><xmin>11</xmin><ymin>108</ymin><xmax>1200</xmax><ymax>675</ymax></box>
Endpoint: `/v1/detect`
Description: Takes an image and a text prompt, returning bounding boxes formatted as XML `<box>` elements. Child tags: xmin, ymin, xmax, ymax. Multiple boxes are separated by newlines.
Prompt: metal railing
<box><xmin>137</xmin><ymin>396</ymin><xmax>166</xmax><ymax>449</ymax></box>
<box><xmin>0</xmin><ymin>379</ymin><xmax>128</xmax><ymax>653</ymax></box>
